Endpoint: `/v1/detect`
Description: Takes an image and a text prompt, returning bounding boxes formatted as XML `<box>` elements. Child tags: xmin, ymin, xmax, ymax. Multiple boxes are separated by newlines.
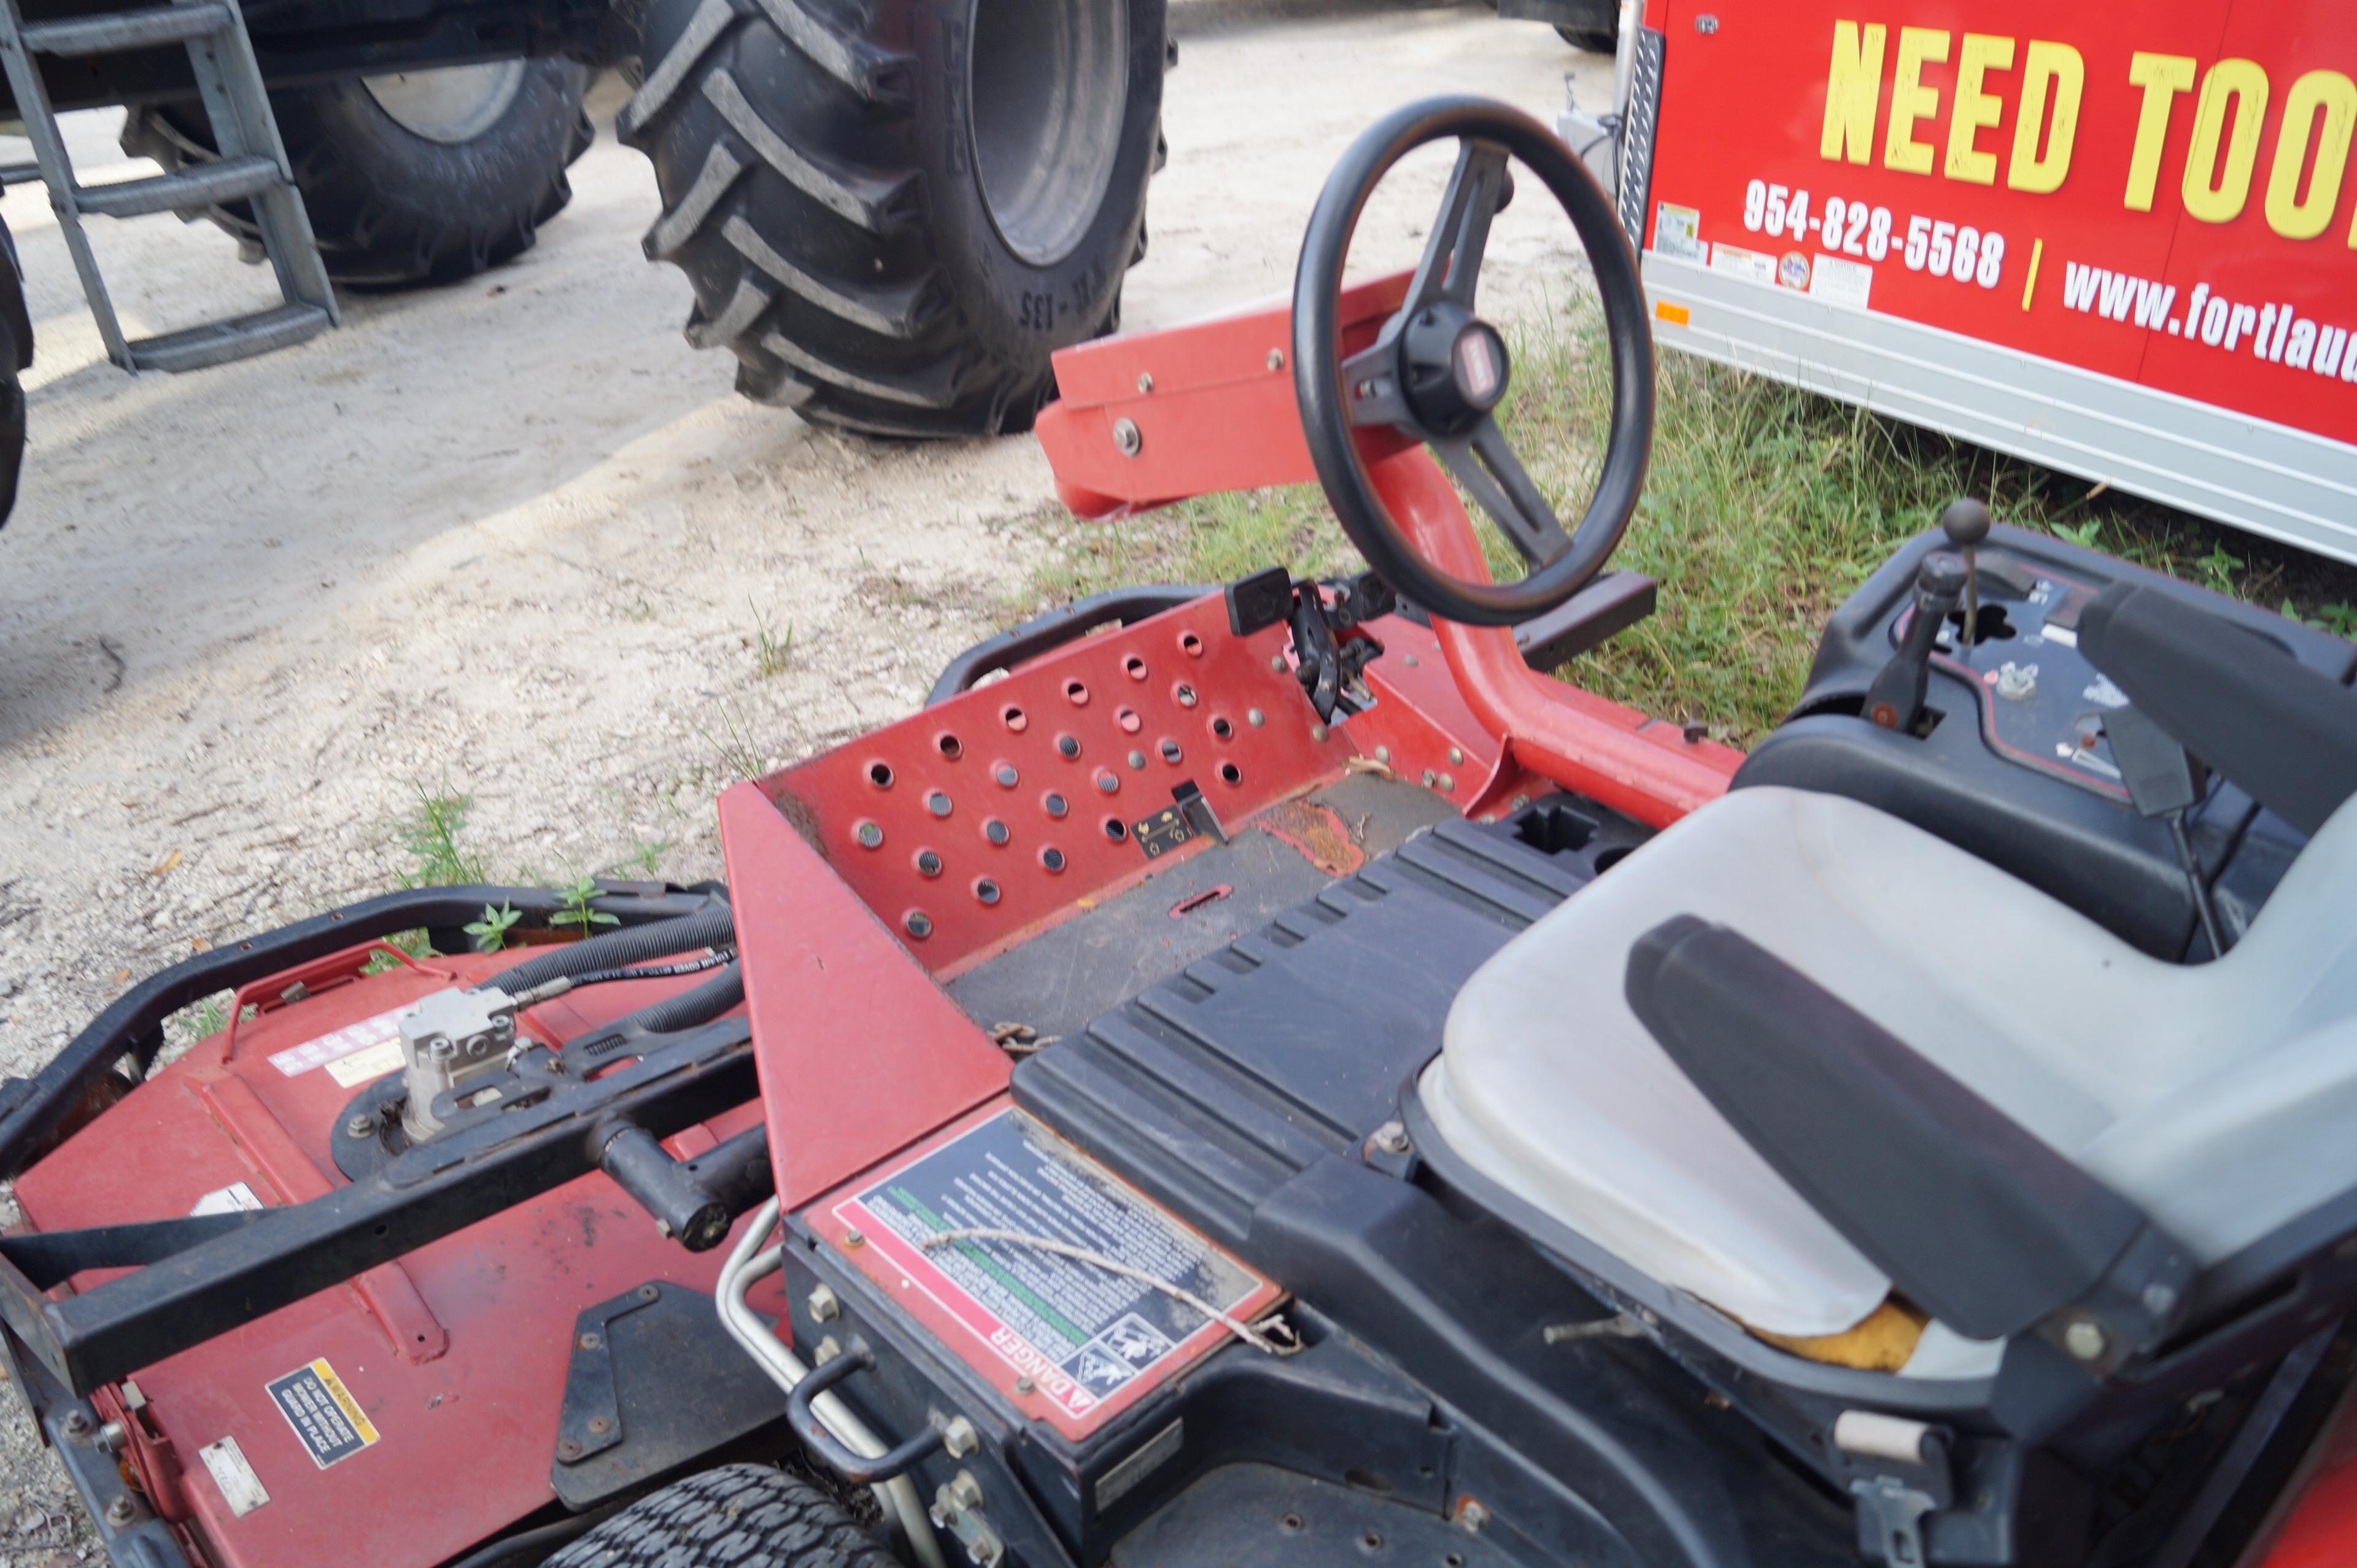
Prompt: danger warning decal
<box><xmin>266</xmin><ymin>1359</ymin><xmax>379</xmax><ymax>1469</ymax></box>
<box><xmin>829</xmin><ymin>1109</ymin><xmax>1275</xmax><ymax>1436</ymax></box>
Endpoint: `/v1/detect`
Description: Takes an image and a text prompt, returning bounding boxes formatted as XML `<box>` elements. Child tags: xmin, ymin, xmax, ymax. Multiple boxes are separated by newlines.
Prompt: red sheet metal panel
<box><xmin>11</xmin><ymin>952</ymin><xmax>776</xmax><ymax>1568</ymax></box>
<box><xmin>719</xmin><ymin>781</ymin><xmax>1011</xmax><ymax>1214</ymax></box>
<box><xmin>759</xmin><ymin>595</ymin><xmax>1354</xmax><ymax>977</ymax></box>
<box><xmin>1034</xmin><ymin>270</ymin><xmax>1416</xmax><ymax>517</ymax></box>
<box><xmin>1641</xmin><ymin>0</ymin><xmax>2357</xmax><ymax>445</ymax></box>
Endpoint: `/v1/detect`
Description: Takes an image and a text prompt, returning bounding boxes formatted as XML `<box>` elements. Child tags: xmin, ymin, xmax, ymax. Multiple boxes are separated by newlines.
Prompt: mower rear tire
<box><xmin>544</xmin><ymin>1464</ymin><xmax>897</xmax><ymax>1568</ymax></box>
<box><xmin>1555</xmin><ymin>24</ymin><xmax>1617</xmax><ymax>51</ymax></box>
<box><xmin>618</xmin><ymin>0</ymin><xmax>1167</xmax><ymax>436</ymax></box>
<box><xmin>120</xmin><ymin>61</ymin><xmax>594</xmax><ymax>288</ymax></box>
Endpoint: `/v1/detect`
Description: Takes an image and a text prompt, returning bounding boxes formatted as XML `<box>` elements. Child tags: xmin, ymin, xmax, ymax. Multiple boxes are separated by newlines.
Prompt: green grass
<box><xmin>397</xmin><ymin>785</ymin><xmax>488</xmax><ymax>887</ymax></box>
<box><xmin>1027</xmin><ymin>301</ymin><xmax>2356</xmax><ymax>746</ymax></box>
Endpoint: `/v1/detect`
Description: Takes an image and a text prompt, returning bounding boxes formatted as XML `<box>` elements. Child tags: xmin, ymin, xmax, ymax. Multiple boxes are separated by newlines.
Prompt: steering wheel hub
<box><xmin>1291</xmin><ymin>98</ymin><xmax>1657</xmax><ymax>628</ymax></box>
<box><xmin>1401</xmin><ymin>304</ymin><xmax>1511</xmax><ymax>433</ymax></box>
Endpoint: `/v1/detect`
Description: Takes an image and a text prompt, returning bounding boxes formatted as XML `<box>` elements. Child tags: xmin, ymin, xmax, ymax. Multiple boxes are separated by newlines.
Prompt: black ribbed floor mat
<box><xmin>1012</xmin><ymin>794</ymin><xmax>1646</xmax><ymax>1249</ymax></box>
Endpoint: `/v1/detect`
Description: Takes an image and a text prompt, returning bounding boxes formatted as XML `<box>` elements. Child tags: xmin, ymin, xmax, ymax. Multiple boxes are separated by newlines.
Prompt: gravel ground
<box><xmin>0</xmin><ymin>6</ymin><xmax>1605</xmax><ymax>1556</ymax></box>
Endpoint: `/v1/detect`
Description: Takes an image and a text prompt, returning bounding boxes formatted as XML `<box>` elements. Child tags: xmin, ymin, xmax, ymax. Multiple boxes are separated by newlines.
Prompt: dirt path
<box><xmin>0</xmin><ymin>6</ymin><xmax>1604</xmax><ymax>1545</ymax></box>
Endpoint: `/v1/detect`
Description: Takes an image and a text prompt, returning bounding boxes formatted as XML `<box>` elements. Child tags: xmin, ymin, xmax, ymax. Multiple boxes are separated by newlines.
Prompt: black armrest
<box><xmin>2079</xmin><ymin>581</ymin><xmax>2357</xmax><ymax>836</ymax></box>
<box><xmin>1624</xmin><ymin>916</ymin><xmax>2192</xmax><ymax>1355</ymax></box>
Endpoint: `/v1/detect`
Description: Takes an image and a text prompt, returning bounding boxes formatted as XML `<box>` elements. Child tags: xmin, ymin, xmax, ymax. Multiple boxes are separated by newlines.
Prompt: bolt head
<box><xmin>1247</xmin><ymin>708</ymin><xmax>1265</xmax><ymax>727</ymax></box>
<box><xmin>1371</xmin><ymin>1121</ymin><xmax>1411</xmax><ymax>1156</ymax></box>
<box><xmin>1137</xmin><ymin>372</ymin><xmax>1154</xmax><ymax>393</ymax></box>
<box><xmin>1269</xmin><ymin>655</ymin><xmax>1287</xmax><ymax>673</ymax></box>
<box><xmin>1438</xmin><ymin>773</ymin><xmax>1455</xmax><ymax>792</ymax></box>
<box><xmin>1266</xmin><ymin>349</ymin><xmax>1286</xmax><ymax>371</ymax></box>
<box><xmin>1447</xmin><ymin>746</ymin><xmax>1464</xmax><ymax>765</ymax></box>
<box><xmin>1013</xmin><ymin>1375</ymin><xmax>1035</xmax><ymax>1396</ymax></box>
<box><xmin>1112</xmin><ymin>417</ymin><xmax>1143</xmax><ymax>458</ymax></box>
<box><xmin>1374</xmin><ymin>744</ymin><xmax>1391</xmax><ymax>763</ymax></box>
<box><xmin>844</xmin><ymin>1229</ymin><xmax>866</xmax><ymax>1248</ymax></box>
<box><xmin>943</xmin><ymin>1416</ymin><xmax>980</xmax><ymax>1458</ymax></box>
<box><xmin>587</xmin><ymin>1416</ymin><xmax>611</xmax><ymax>1435</ymax></box>
<box><xmin>60</xmin><ymin>1410</ymin><xmax>91</xmax><ymax>1439</ymax></box>
<box><xmin>808</xmin><ymin>1284</ymin><xmax>842</xmax><ymax>1323</ymax></box>
<box><xmin>104</xmin><ymin>1495</ymin><xmax>137</xmax><ymax>1526</ymax></box>
<box><xmin>948</xmin><ymin>1471</ymin><xmax>986</xmax><ymax>1512</ymax></box>
<box><xmin>2064</xmin><ymin>1319</ymin><xmax>2108</xmax><ymax>1362</ymax></box>
<box><xmin>578</xmin><ymin>1332</ymin><xmax>602</xmax><ymax>1351</ymax></box>
<box><xmin>346</xmin><ymin>1113</ymin><xmax>376</xmax><ymax>1138</ymax></box>
<box><xmin>556</xmin><ymin>1439</ymin><xmax>583</xmax><ymax>1462</ymax></box>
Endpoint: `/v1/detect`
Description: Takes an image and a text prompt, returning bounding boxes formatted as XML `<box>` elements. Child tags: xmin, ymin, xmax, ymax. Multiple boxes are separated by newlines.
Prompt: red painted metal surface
<box><xmin>1035</xmin><ymin>269</ymin><xmax>1742</xmax><ymax>828</ymax></box>
<box><xmin>2255</xmin><ymin>1385</ymin><xmax>2357</xmax><ymax>1568</ymax></box>
<box><xmin>1034</xmin><ymin>272</ymin><xmax>1415</xmax><ymax>517</ymax></box>
<box><xmin>720</xmin><ymin>781</ymin><xmax>1011</xmax><ymax>1216</ymax></box>
<box><xmin>11</xmin><ymin>948</ymin><xmax>782</xmax><ymax>1568</ymax></box>
<box><xmin>1641</xmin><ymin>0</ymin><xmax>2357</xmax><ymax>450</ymax></box>
<box><xmin>758</xmin><ymin>595</ymin><xmax>1355</xmax><ymax>977</ymax></box>
<box><xmin>1369</xmin><ymin>448</ymin><xmax>1744</xmax><ymax>827</ymax></box>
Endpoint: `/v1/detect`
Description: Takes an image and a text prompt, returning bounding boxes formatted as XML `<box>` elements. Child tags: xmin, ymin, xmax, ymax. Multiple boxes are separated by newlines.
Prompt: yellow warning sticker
<box><xmin>266</xmin><ymin>1358</ymin><xmax>379</xmax><ymax>1469</ymax></box>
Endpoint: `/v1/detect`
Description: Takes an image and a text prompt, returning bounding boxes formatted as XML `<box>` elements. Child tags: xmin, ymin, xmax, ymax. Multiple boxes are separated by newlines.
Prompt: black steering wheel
<box><xmin>1292</xmin><ymin>97</ymin><xmax>1655</xmax><ymax>628</ymax></box>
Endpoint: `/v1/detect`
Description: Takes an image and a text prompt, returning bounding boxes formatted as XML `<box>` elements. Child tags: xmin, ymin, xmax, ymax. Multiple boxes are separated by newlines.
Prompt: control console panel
<box><xmin>1738</xmin><ymin>523</ymin><xmax>2356</xmax><ymax>959</ymax></box>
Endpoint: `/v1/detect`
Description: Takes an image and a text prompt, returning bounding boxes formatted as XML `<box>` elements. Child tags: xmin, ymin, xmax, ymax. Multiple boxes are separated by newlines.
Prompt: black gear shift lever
<box><xmin>1941</xmin><ymin>498</ymin><xmax>1992</xmax><ymax>649</ymax></box>
<box><xmin>1865</xmin><ymin>552</ymin><xmax>1968</xmax><ymax>732</ymax></box>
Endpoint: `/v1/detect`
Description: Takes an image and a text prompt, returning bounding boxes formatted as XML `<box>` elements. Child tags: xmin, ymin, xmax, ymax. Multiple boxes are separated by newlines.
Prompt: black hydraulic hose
<box><xmin>616</xmin><ymin>962</ymin><xmax>744</xmax><ymax>1036</ymax></box>
<box><xmin>489</xmin><ymin>904</ymin><xmax>734</xmax><ymax>997</ymax></box>
<box><xmin>554</xmin><ymin>949</ymin><xmax>737</xmax><ymax>992</ymax></box>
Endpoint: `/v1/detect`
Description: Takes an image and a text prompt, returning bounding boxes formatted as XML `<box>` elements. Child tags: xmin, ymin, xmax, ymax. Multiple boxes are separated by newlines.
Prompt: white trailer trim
<box><xmin>1643</xmin><ymin>253</ymin><xmax>2357</xmax><ymax>566</ymax></box>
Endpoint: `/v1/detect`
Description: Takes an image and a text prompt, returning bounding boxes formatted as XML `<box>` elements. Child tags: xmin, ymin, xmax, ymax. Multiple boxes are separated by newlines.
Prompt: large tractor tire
<box><xmin>0</xmin><ymin>214</ymin><xmax>30</xmax><ymax>529</ymax></box>
<box><xmin>546</xmin><ymin>1464</ymin><xmax>896</xmax><ymax>1568</ymax></box>
<box><xmin>619</xmin><ymin>0</ymin><xmax>1168</xmax><ymax>437</ymax></box>
<box><xmin>120</xmin><ymin>61</ymin><xmax>594</xmax><ymax>287</ymax></box>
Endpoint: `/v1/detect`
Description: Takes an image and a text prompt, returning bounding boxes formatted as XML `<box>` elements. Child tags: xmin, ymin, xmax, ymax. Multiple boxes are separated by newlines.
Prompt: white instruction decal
<box><xmin>1808</xmin><ymin>253</ymin><xmax>1874</xmax><ymax>310</ymax></box>
<box><xmin>1653</xmin><ymin>202</ymin><xmax>1706</xmax><ymax>263</ymax></box>
<box><xmin>267</xmin><ymin>1004</ymin><xmax>416</xmax><ymax>1078</ymax></box>
<box><xmin>324</xmin><ymin>1037</ymin><xmax>406</xmax><ymax>1089</ymax></box>
<box><xmin>1708</xmin><ymin>243</ymin><xmax>1778</xmax><ymax>287</ymax></box>
<box><xmin>199</xmin><ymin>1435</ymin><xmax>270</xmax><ymax>1517</ymax></box>
<box><xmin>190</xmin><ymin>1182</ymin><xmax>263</xmax><ymax>1217</ymax></box>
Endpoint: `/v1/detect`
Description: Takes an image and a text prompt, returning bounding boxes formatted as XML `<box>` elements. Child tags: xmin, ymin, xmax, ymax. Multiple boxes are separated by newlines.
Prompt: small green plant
<box><xmin>2049</xmin><ymin>519</ymin><xmax>2103</xmax><ymax>548</ymax></box>
<box><xmin>361</xmin><ymin>930</ymin><xmax>435</xmax><ymax>973</ymax></box>
<box><xmin>177</xmin><ymin>992</ymin><xmax>258</xmax><ymax>1038</ymax></box>
<box><xmin>2196</xmin><ymin>543</ymin><xmax>2245</xmax><ymax>593</ymax></box>
<box><xmin>619</xmin><ymin>838</ymin><xmax>670</xmax><ymax>879</ymax></box>
<box><xmin>399</xmin><ymin>786</ymin><xmax>488</xmax><ymax>887</ymax></box>
<box><xmin>2309</xmin><ymin>601</ymin><xmax>2357</xmax><ymax>639</ymax></box>
<box><xmin>465</xmin><ymin>900</ymin><xmax>524</xmax><ymax>952</ymax></box>
<box><xmin>751</xmin><ymin>600</ymin><xmax>795</xmax><ymax>677</ymax></box>
<box><xmin>696</xmin><ymin>697</ymin><xmax>770</xmax><ymax>782</ymax></box>
<box><xmin>552</xmin><ymin>877</ymin><xmax>618</xmax><ymax>938</ymax></box>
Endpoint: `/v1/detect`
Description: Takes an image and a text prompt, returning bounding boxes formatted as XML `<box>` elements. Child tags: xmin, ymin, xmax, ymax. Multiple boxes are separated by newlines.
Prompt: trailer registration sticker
<box><xmin>825</xmin><ymin>1106</ymin><xmax>1281</xmax><ymax>1439</ymax></box>
<box><xmin>265</xmin><ymin>1359</ymin><xmax>380</xmax><ymax>1469</ymax></box>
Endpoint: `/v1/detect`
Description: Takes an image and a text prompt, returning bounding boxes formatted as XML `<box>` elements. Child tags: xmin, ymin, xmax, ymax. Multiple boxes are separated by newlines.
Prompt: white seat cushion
<box><xmin>1421</xmin><ymin>786</ymin><xmax>2357</xmax><ymax>1341</ymax></box>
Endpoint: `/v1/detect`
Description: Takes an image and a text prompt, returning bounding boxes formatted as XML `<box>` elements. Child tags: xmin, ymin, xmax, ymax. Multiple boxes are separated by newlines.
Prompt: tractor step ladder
<box><xmin>0</xmin><ymin>0</ymin><xmax>336</xmax><ymax>372</ymax></box>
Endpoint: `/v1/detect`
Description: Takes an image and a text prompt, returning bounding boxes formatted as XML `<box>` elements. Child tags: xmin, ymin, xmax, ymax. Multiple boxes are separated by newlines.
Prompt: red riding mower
<box><xmin>6</xmin><ymin>99</ymin><xmax>2356</xmax><ymax>1568</ymax></box>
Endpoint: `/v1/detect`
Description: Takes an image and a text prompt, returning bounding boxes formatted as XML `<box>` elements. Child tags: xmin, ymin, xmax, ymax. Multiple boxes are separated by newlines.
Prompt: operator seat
<box><xmin>1421</xmin><ymin>784</ymin><xmax>2357</xmax><ymax>1366</ymax></box>
<box><xmin>1420</xmin><ymin>581</ymin><xmax>2357</xmax><ymax>1373</ymax></box>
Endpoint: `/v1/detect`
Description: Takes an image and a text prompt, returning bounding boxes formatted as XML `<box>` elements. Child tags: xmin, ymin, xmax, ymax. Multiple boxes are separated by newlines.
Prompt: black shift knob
<box><xmin>1941</xmin><ymin>498</ymin><xmax>1992</xmax><ymax>550</ymax></box>
<box><xmin>1864</xmin><ymin>551</ymin><xmax>1968</xmax><ymax>732</ymax></box>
